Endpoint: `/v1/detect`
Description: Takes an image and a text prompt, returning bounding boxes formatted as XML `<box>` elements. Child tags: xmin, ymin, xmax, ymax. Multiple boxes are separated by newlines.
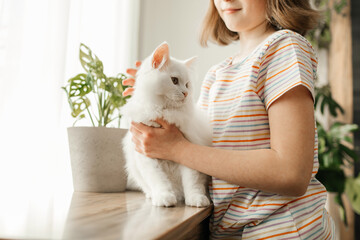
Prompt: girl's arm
<box><xmin>130</xmin><ymin>85</ymin><xmax>315</xmax><ymax>197</ymax></box>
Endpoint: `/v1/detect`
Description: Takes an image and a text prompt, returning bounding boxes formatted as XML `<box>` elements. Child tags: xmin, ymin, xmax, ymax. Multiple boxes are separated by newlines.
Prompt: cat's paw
<box><xmin>145</xmin><ymin>192</ymin><xmax>151</xmax><ymax>199</ymax></box>
<box><xmin>185</xmin><ymin>194</ymin><xmax>210</xmax><ymax>208</ymax></box>
<box><xmin>151</xmin><ymin>192</ymin><xmax>177</xmax><ymax>207</ymax></box>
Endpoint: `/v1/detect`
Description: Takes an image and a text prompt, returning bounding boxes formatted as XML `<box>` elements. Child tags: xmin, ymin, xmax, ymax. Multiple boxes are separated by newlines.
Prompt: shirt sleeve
<box><xmin>256</xmin><ymin>32</ymin><xmax>317</xmax><ymax>111</ymax></box>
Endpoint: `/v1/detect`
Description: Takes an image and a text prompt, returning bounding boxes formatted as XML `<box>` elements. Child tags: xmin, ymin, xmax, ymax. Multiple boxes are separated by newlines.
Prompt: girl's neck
<box><xmin>232</xmin><ymin>21</ymin><xmax>276</xmax><ymax>64</ymax></box>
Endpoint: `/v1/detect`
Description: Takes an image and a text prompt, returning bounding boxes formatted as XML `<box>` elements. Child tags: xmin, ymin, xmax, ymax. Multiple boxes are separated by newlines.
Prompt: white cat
<box><xmin>121</xmin><ymin>42</ymin><xmax>212</xmax><ymax>207</ymax></box>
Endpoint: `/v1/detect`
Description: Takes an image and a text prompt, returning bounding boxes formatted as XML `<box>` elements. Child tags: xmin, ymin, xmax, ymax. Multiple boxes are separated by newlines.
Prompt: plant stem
<box><xmin>103</xmin><ymin>95</ymin><xmax>111</xmax><ymax>127</ymax></box>
<box><xmin>86</xmin><ymin>104</ymin><xmax>95</xmax><ymax>127</ymax></box>
<box><xmin>90</xmin><ymin>80</ymin><xmax>101</xmax><ymax>126</ymax></box>
<box><xmin>102</xmin><ymin>90</ymin><xmax>106</xmax><ymax>126</ymax></box>
<box><xmin>97</xmin><ymin>88</ymin><xmax>103</xmax><ymax>127</ymax></box>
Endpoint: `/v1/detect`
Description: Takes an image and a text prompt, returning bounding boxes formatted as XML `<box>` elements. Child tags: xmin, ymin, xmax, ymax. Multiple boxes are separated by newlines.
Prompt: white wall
<box><xmin>138</xmin><ymin>0</ymin><xmax>240</xmax><ymax>100</ymax></box>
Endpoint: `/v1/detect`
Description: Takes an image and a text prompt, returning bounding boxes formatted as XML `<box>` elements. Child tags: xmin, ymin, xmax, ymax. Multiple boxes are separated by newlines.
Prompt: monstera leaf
<box><xmin>315</xmin><ymin>85</ymin><xmax>344</xmax><ymax>117</ymax></box>
<box><xmin>70</xmin><ymin>97</ymin><xmax>91</xmax><ymax>118</ymax></box>
<box><xmin>79</xmin><ymin>43</ymin><xmax>105</xmax><ymax>79</ymax></box>
<box><xmin>68</xmin><ymin>73</ymin><xmax>92</xmax><ymax>97</ymax></box>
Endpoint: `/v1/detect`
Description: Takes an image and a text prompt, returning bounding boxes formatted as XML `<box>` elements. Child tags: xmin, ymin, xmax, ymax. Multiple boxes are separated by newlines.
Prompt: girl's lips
<box><xmin>223</xmin><ymin>8</ymin><xmax>242</xmax><ymax>14</ymax></box>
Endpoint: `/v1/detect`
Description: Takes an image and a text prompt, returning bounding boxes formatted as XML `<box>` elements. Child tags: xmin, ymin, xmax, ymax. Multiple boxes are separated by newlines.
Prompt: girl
<box><xmin>123</xmin><ymin>0</ymin><xmax>335</xmax><ymax>239</ymax></box>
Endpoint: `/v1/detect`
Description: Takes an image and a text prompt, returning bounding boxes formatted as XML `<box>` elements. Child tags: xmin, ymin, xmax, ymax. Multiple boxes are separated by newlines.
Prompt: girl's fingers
<box><xmin>135</xmin><ymin>61</ymin><xmax>142</xmax><ymax>68</ymax></box>
<box><xmin>154</xmin><ymin>118</ymin><xmax>169</xmax><ymax>129</ymax></box>
<box><xmin>134</xmin><ymin>146</ymin><xmax>143</xmax><ymax>154</ymax></box>
<box><xmin>123</xmin><ymin>61</ymin><xmax>141</xmax><ymax>96</ymax></box>
<box><xmin>130</xmin><ymin>122</ymin><xmax>144</xmax><ymax>136</ymax></box>
<box><xmin>126</xmin><ymin>68</ymin><xmax>138</xmax><ymax>77</ymax></box>
<box><xmin>131</xmin><ymin>121</ymin><xmax>152</xmax><ymax>133</ymax></box>
<box><xmin>123</xmin><ymin>88</ymin><xmax>134</xmax><ymax>97</ymax></box>
<box><xmin>131</xmin><ymin>135</ymin><xmax>142</xmax><ymax>149</ymax></box>
<box><xmin>122</xmin><ymin>78</ymin><xmax>135</xmax><ymax>86</ymax></box>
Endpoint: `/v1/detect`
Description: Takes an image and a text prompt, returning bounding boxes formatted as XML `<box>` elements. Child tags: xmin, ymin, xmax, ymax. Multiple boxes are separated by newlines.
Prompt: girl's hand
<box><xmin>130</xmin><ymin>118</ymin><xmax>188</xmax><ymax>160</ymax></box>
<box><xmin>122</xmin><ymin>61</ymin><xmax>141</xmax><ymax>96</ymax></box>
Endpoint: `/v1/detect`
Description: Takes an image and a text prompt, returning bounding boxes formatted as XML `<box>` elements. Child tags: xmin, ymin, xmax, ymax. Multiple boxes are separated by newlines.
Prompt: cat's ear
<box><xmin>151</xmin><ymin>42</ymin><xmax>170</xmax><ymax>70</ymax></box>
<box><xmin>184</xmin><ymin>56</ymin><xmax>197</xmax><ymax>69</ymax></box>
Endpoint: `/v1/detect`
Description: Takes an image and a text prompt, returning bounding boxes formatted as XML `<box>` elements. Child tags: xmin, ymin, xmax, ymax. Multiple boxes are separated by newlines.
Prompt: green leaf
<box><xmin>334</xmin><ymin>193</ymin><xmax>347</xmax><ymax>226</ymax></box>
<box><xmin>316</xmin><ymin>168</ymin><xmax>345</xmax><ymax>193</ymax></box>
<box><xmin>334</xmin><ymin>0</ymin><xmax>347</xmax><ymax>14</ymax></box>
<box><xmin>339</xmin><ymin>143</ymin><xmax>358</xmax><ymax>162</ymax></box>
<box><xmin>73</xmin><ymin>114</ymin><xmax>86</xmax><ymax>126</ymax></box>
<box><xmin>79</xmin><ymin>43</ymin><xmax>105</xmax><ymax>79</ymax></box>
<box><xmin>345</xmin><ymin>174</ymin><xmax>360</xmax><ymax>215</ymax></box>
<box><xmin>79</xmin><ymin>43</ymin><xmax>95</xmax><ymax>72</ymax></box>
<box><xmin>328</xmin><ymin>98</ymin><xmax>338</xmax><ymax>117</ymax></box>
<box><xmin>314</xmin><ymin>84</ymin><xmax>345</xmax><ymax>117</ymax></box>
<box><xmin>70</xmin><ymin>97</ymin><xmax>90</xmax><ymax>118</ymax></box>
<box><xmin>331</xmin><ymin>98</ymin><xmax>345</xmax><ymax>115</ymax></box>
<box><xmin>62</xmin><ymin>86</ymin><xmax>75</xmax><ymax>113</ymax></box>
<box><xmin>97</xmin><ymin>77</ymin><xmax>108</xmax><ymax>90</ymax></box>
<box><xmin>325</xmin><ymin>94</ymin><xmax>345</xmax><ymax>117</ymax></box>
<box><xmin>330</xmin><ymin>123</ymin><xmax>359</xmax><ymax>139</ymax></box>
<box><xmin>331</xmin><ymin>148</ymin><xmax>344</xmax><ymax>166</ymax></box>
<box><xmin>343</xmin><ymin>136</ymin><xmax>353</xmax><ymax>144</ymax></box>
<box><xmin>68</xmin><ymin>73</ymin><xmax>92</xmax><ymax>97</ymax></box>
<box><xmin>320</xmin><ymin>96</ymin><xmax>327</xmax><ymax>114</ymax></box>
<box><xmin>86</xmin><ymin>72</ymin><xmax>95</xmax><ymax>92</ymax></box>
<box><xmin>314</xmin><ymin>91</ymin><xmax>321</xmax><ymax>108</ymax></box>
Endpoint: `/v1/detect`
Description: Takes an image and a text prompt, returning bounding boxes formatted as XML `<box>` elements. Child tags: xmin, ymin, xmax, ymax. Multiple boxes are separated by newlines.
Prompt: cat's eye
<box><xmin>185</xmin><ymin>82</ymin><xmax>189</xmax><ymax>88</ymax></box>
<box><xmin>171</xmin><ymin>77</ymin><xmax>179</xmax><ymax>85</ymax></box>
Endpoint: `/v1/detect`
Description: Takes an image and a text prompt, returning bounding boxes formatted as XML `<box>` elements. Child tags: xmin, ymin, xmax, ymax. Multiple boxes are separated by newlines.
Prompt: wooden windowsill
<box><xmin>0</xmin><ymin>191</ymin><xmax>213</xmax><ymax>240</ymax></box>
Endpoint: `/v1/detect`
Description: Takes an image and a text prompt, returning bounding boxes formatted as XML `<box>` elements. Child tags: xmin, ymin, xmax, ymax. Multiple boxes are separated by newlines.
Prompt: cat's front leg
<box><xmin>180</xmin><ymin>166</ymin><xmax>210</xmax><ymax>207</ymax></box>
<box><xmin>136</xmin><ymin>154</ymin><xmax>177</xmax><ymax>207</ymax></box>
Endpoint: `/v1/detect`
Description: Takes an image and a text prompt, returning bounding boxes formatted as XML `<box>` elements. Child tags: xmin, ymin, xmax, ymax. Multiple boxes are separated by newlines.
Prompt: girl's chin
<box><xmin>224</xmin><ymin>24</ymin><xmax>241</xmax><ymax>33</ymax></box>
<box><xmin>222</xmin><ymin>20</ymin><xmax>243</xmax><ymax>32</ymax></box>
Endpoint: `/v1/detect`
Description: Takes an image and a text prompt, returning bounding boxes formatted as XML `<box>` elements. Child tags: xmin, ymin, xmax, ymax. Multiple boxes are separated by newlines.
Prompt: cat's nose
<box><xmin>182</xmin><ymin>92</ymin><xmax>188</xmax><ymax>98</ymax></box>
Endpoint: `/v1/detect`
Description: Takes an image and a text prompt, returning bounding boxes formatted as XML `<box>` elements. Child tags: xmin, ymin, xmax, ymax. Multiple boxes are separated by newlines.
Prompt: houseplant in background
<box><xmin>306</xmin><ymin>0</ymin><xmax>360</xmax><ymax>226</ymax></box>
<box><xmin>314</xmin><ymin>86</ymin><xmax>359</xmax><ymax>225</ymax></box>
<box><xmin>62</xmin><ymin>43</ymin><xmax>130</xmax><ymax>192</ymax></box>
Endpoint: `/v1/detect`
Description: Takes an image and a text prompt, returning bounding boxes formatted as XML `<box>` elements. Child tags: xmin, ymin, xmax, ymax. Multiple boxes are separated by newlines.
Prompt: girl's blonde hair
<box><xmin>200</xmin><ymin>0</ymin><xmax>321</xmax><ymax>46</ymax></box>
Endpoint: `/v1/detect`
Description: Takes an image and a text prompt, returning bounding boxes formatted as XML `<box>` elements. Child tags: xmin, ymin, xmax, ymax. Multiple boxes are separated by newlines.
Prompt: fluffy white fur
<box><xmin>121</xmin><ymin>42</ymin><xmax>212</xmax><ymax>207</ymax></box>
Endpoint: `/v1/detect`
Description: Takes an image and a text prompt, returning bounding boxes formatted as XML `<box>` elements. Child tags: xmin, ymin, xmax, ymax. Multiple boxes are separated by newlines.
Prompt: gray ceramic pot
<box><xmin>67</xmin><ymin>127</ymin><xmax>128</xmax><ymax>192</ymax></box>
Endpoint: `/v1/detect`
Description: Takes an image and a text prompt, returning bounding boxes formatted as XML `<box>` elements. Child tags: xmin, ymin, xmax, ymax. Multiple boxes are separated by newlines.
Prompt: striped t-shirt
<box><xmin>198</xmin><ymin>30</ymin><xmax>335</xmax><ymax>239</ymax></box>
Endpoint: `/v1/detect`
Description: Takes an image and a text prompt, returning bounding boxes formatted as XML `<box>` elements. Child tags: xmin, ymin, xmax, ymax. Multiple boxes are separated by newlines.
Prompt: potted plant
<box><xmin>314</xmin><ymin>85</ymin><xmax>359</xmax><ymax>225</ymax></box>
<box><xmin>62</xmin><ymin>43</ymin><xmax>130</xmax><ymax>192</ymax></box>
<box><xmin>306</xmin><ymin>0</ymin><xmax>360</xmax><ymax>226</ymax></box>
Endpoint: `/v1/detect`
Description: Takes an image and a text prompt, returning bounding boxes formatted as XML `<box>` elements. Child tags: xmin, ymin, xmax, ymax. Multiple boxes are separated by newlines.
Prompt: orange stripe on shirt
<box><xmin>266</xmin><ymin>61</ymin><xmax>298</xmax><ymax>82</ymax></box>
<box><xmin>250</xmin><ymin>203</ymin><xmax>285</xmax><ymax>208</ymax></box>
<box><xmin>212</xmin><ymin>187</ymin><xmax>239</xmax><ymax>190</ymax></box>
<box><xmin>287</xmin><ymin>190</ymin><xmax>327</xmax><ymax>205</ymax></box>
<box><xmin>324</xmin><ymin>231</ymin><xmax>331</xmax><ymax>240</ymax></box>
<box><xmin>257</xmin><ymin>215</ymin><xmax>322</xmax><ymax>240</ymax></box>
<box><xmin>211</xmin><ymin>114</ymin><xmax>268</xmax><ymax>122</ymax></box>
<box><xmin>212</xmin><ymin>133</ymin><xmax>270</xmax><ymax>139</ymax></box>
<box><xmin>213</xmin><ymin>138</ymin><xmax>270</xmax><ymax>143</ymax></box>
<box><xmin>266</xmin><ymin>81</ymin><xmax>312</xmax><ymax>108</ymax></box>
<box><xmin>213</xmin><ymin>89</ymin><xmax>258</xmax><ymax>103</ymax></box>
<box><xmin>265</xmin><ymin>43</ymin><xmax>297</xmax><ymax>60</ymax></box>
<box><xmin>256</xmin><ymin>61</ymin><xmax>299</xmax><ymax>88</ymax></box>
<box><xmin>216</xmin><ymin>75</ymin><xmax>250</xmax><ymax>82</ymax></box>
<box><xmin>266</xmin><ymin>42</ymin><xmax>310</xmax><ymax>61</ymax></box>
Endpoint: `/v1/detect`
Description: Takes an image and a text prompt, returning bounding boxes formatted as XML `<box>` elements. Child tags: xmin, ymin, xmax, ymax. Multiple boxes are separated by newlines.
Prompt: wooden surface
<box><xmin>0</xmin><ymin>191</ymin><xmax>212</xmax><ymax>240</ymax></box>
